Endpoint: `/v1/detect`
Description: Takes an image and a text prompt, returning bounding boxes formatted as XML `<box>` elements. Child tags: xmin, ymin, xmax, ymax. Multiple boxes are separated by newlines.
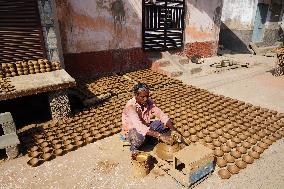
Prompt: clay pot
<box><xmin>206</xmin><ymin>143</ymin><xmax>215</xmax><ymax>150</ymax></box>
<box><xmin>66</xmin><ymin>144</ymin><xmax>74</xmax><ymax>151</ymax></box>
<box><xmin>227</xmin><ymin>164</ymin><xmax>240</xmax><ymax>174</ymax></box>
<box><xmin>258</xmin><ymin>142</ymin><xmax>268</xmax><ymax>149</ymax></box>
<box><xmin>252</xmin><ymin>146</ymin><xmax>264</xmax><ymax>154</ymax></box>
<box><xmin>28</xmin><ymin>158</ymin><xmax>39</xmax><ymax>167</ymax></box>
<box><xmin>183</xmin><ymin>131</ymin><xmax>190</xmax><ymax>137</ymax></box>
<box><xmin>74</xmin><ymin>136</ymin><xmax>83</xmax><ymax>141</ymax></box>
<box><xmin>63</xmin><ymin>140</ymin><xmax>72</xmax><ymax>146</ymax></box>
<box><xmin>212</xmin><ymin>140</ymin><xmax>222</xmax><ymax>147</ymax></box>
<box><xmin>241</xmin><ymin>141</ymin><xmax>252</xmax><ymax>149</ymax></box>
<box><xmin>252</xmin><ymin>134</ymin><xmax>261</xmax><ymax>141</ymax></box>
<box><xmin>41</xmin><ymin>153</ymin><xmax>52</xmax><ymax>161</ymax></box>
<box><xmin>83</xmin><ymin>133</ymin><xmax>91</xmax><ymax>139</ymax></box>
<box><xmin>216</xmin><ymin>129</ymin><xmax>223</xmax><ymax>135</ymax></box>
<box><xmin>224</xmin><ymin>154</ymin><xmax>235</xmax><ymax>163</ymax></box>
<box><xmin>228</xmin><ymin>130</ymin><xmax>237</xmax><ymax>136</ymax></box>
<box><xmin>188</xmin><ymin>128</ymin><xmax>196</xmax><ymax>134</ymax></box>
<box><xmin>232</xmin><ymin>137</ymin><xmax>241</xmax><ymax>144</ymax></box>
<box><xmin>216</xmin><ymin>158</ymin><xmax>227</xmax><ymax>168</ymax></box>
<box><xmin>242</xmin><ymin>154</ymin><xmax>254</xmax><ymax>164</ymax></box>
<box><xmin>247</xmin><ymin>138</ymin><xmax>257</xmax><ymax>145</ymax></box>
<box><xmin>237</xmin><ymin>133</ymin><xmax>247</xmax><ymax>140</ymax></box>
<box><xmin>273</xmin><ymin>133</ymin><xmax>282</xmax><ymax>140</ymax></box>
<box><xmin>54</xmin><ymin>144</ymin><xmax>62</xmax><ymax>149</ymax></box>
<box><xmin>223</xmin><ymin>133</ymin><xmax>232</xmax><ymax>140</ymax></box>
<box><xmin>155</xmin><ymin>143</ymin><xmax>182</xmax><ymax>161</ymax></box>
<box><xmin>40</xmin><ymin>142</ymin><xmax>49</xmax><ymax>148</ymax></box>
<box><xmin>202</xmin><ymin>129</ymin><xmax>210</xmax><ymax>135</ymax></box>
<box><xmin>236</xmin><ymin>146</ymin><xmax>247</xmax><ymax>154</ymax></box>
<box><xmin>51</xmin><ymin>139</ymin><xmax>60</xmax><ymax>145</ymax></box>
<box><xmin>235</xmin><ymin>160</ymin><xmax>247</xmax><ymax>169</ymax></box>
<box><xmin>218</xmin><ymin>169</ymin><xmax>231</xmax><ymax>179</ymax></box>
<box><xmin>262</xmin><ymin>138</ymin><xmax>273</xmax><ymax>145</ymax></box>
<box><xmin>218</xmin><ymin>136</ymin><xmax>227</xmax><ymax>143</ymax></box>
<box><xmin>230</xmin><ymin>150</ymin><xmax>241</xmax><ymax>159</ymax></box>
<box><xmin>94</xmin><ymin>134</ymin><xmax>103</xmax><ymax>140</ymax></box>
<box><xmin>75</xmin><ymin>140</ymin><xmax>84</xmax><ymax>147</ymax></box>
<box><xmin>214</xmin><ymin>148</ymin><xmax>224</xmax><ymax>157</ymax></box>
<box><xmin>30</xmin><ymin>146</ymin><xmax>39</xmax><ymax>151</ymax></box>
<box><xmin>36</xmin><ymin>139</ymin><xmax>45</xmax><ymax>144</ymax></box>
<box><xmin>29</xmin><ymin>151</ymin><xmax>41</xmax><ymax>158</ymax></box>
<box><xmin>196</xmin><ymin>132</ymin><xmax>204</xmax><ymax>139</ymax></box>
<box><xmin>257</xmin><ymin>131</ymin><xmax>266</xmax><ymax>138</ymax></box>
<box><xmin>210</xmin><ymin>132</ymin><xmax>219</xmax><ymax>139</ymax></box>
<box><xmin>204</xmin><ymin>136</ymin><xmax>213</xmax><ymax>143</ymax></box>
<box><xmin>43</xmin><ymin>147</ymin><xmax>51</xmax><ymax>153</ymax></box>
<box><xmin>54</xmin><ymin>149</ymin><xmax>63</xmax><ymax>156</ymax></box>
<box><xmin>86</xmin><ymin>136</ymin><xmax>94</xmax><ymax>143</ymax></box>
<box><xmin>190</xmin><ymin>135</ymin><xmax>198</xmax><ymax>142</ymax></box>
<box><xmin>248</xmin><ymin>151</ymin><xmax>260</xmax><ymax>159</ymax></box>
<box><xmin>220</xmin><ymin>145</ymin><xmax>231</xmax><ymax>153</ymax></box>
<box><xmin>226</xmin><ymin>141</ymin><xmax>237</xmax><ymax>148</ymax></box>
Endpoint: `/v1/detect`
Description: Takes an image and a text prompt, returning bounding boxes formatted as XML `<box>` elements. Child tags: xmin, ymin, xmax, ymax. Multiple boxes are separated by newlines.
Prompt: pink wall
<box><xmin>185</xmin><ymin>0</ymin><xmax>223</xmax><ymax>43</ymax></box>
<box><xmin>55</xmin><ymin>0</ymin><xmax>142</xmax><ymax>54</ymax></box>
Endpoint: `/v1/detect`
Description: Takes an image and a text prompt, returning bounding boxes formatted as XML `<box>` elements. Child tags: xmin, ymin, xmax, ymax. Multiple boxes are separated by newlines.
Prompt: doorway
<box><xmin>252</xmin><ymin>3</ymin><xmax>269</xmax><ymax>42</ymax></box>
<box><xmin>142</xmin><ymin>0</ymin><xmax>185</xmax><ymax>51</ymax></box>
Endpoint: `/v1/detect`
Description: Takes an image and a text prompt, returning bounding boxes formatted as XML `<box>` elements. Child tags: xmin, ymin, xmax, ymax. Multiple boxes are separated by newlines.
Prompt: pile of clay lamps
<box><xmin>26</xmin><ymin>94</ymin><xmax>129</xmax><ymax>166</ymax></box>
<box><xmin>0</xmin><ymin>59</ymin><xmax>61</xmax><ymax>78</ymax></box>
<box><xmin>0</xmin><ymin>78</ymin><xmax>15</xmax><ymax>94</ymax></box>
<box><xmin>25</xmin><ymin>69</ymin><xmax>284</xmax><ymax>173</ymax></box>
<box><xmin>152</xmin><ymin>84</ymin><xmax>284</xmax><ymax>179</ymax></box>
<box><xmin>125</xmin><ymin>69</ymin><xmax>182</xmax><ymax>90</ymax></box>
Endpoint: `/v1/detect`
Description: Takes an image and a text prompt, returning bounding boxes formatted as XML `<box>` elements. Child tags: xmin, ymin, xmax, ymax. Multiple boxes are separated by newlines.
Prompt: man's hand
<box><xmin>159</xmin><ymin>134</ymin><xmax>173</xmax><ymax>145</ymax></box>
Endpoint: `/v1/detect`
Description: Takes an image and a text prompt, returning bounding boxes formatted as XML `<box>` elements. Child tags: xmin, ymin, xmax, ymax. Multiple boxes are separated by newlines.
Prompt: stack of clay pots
<box><xmin>0</xmin><ymin>59</ymin><xmax>61</xmax><ymax>79</ymax></box>
<box><xmin>0</xmin><ymin>78</ymin><xmax>15</xmax><ymax>94</ymax></box>
<box><xmin>26</xmin><ymin>94</ymin><xmax>129</xmax><ymax>166</ymax></box>
<box><xmin>1</xmin><ymin>63</ymin><xmax>17</xmax><ymax>77</ymax></box>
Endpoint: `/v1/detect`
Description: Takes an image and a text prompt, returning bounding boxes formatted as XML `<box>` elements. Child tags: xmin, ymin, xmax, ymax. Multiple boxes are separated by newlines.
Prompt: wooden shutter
<box><xmin>0</xmin><ymin>0</ymin><xmax>46</xmax><ymax>64</ymax></box>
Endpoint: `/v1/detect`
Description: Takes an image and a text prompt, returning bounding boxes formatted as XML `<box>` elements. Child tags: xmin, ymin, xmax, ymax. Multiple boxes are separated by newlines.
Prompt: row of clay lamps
<box><xmin>27</xmin><ymin>96</ymin><xmax>127</xmax><ymax>167</ymax></box>
<box><xmin>125</xmin><ymin>69</ymin><xmax>182</xmax><ymax>89</ymax></box>
<box><xmin>151</xmin><ymin>83</ymin><xmax>284</xmax><ymax>179</ymax></box>
<box><xmin>0</xmin><ymin>78</ymin><xmax>15</xmax><ymax>93</ymax></box>
<box><xmin>0</xmin><ymin>59</ymin><xmax>61</xmax><ymax>78</ymax></box>
<box><xmin>77</xmin><ymin>76</ymin><xmax>133</xmax><ymax>96</ymax></box>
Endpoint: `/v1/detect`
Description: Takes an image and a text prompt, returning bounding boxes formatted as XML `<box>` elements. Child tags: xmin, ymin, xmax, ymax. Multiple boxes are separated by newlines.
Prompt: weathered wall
<box><xmin>181</xmin><ymin>0</ymin><xmax>223</xmax><ymax>57</ymax></box>
<box><xmin>220</xmin><ymin>0</ymin><xmax>284</xmax><ymax>52</ymax></box>
<box><xmin>55</xmin><ymin>0</ymin><xmax>223</xmax><ymax>78</ymax></box>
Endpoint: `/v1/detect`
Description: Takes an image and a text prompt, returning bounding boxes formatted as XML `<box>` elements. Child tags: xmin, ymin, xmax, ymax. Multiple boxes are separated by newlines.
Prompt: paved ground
<box><xmin>1</xmin><ymin>54</ymin><xmax>284</xmax><ymax>189</ymax></box>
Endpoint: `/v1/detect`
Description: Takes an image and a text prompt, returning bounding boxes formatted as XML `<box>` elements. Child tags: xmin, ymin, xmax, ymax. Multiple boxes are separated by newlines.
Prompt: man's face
<box><xmin>135</xmin><ymin>90</ymin><xmax>149</xmax><ymax>106</ymax></box>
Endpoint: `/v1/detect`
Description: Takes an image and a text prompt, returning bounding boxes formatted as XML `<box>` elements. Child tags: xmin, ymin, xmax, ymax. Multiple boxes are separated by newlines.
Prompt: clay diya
<box><xmin>54</xmin><ymin>149</ymin><xmax>63</xmax><ymax>156</ymax></box>
<box><xmin>28</xmin><ymin>158</ymin><xmax>40</xmax><ymax>167</ymax></box>
<box><xmin>212</xmin><ymin>140</ymin><xmax>222</xmax><ymax>147</ymax></box>
<box><xmin>216</xmin><ymin>158</ymin><xmax>227</xmax><ymax>168</ymax></box>
<box><xmin>252</xmin><ymin>146</ymin><xmax>264</xmax><ymax>154</ymax></box>
<box><xmin>224</xmin><ymin>154</ymin><xmax>235</xmax><ymax>163</ymax></box>
<box><xmin>257</xmin><ymin>141</ymin><xmax>268</xmax><ymax>149</ymax></box>
<box><xmin>230</xmin><ymin>150</ymin><xmax>241</xmax><ymax>159</ymax></box>
<box><xmin>41</xmin><ymin>153</ymin><xmax>52</xmax><ymax>161</ymax></box>
<box><xmin>235</xmin><ymin>159</ymin><xmax>247</xmax><ymax>169</ymax></box>
<box><xmin>241</xmin><ymin>141</ymin><xmax>252</xmax><ymax>149</ymax></box>
<box><xmin>218</xmin><ymin>169</ymin><xmax>231</xmax><ymax>179</ymax></box>
<box><xmin>227</xmin><ymin>164</ymin><xmax>240</xmax><ymax>174</ymax></box>
<box><xmin>242</xmin><ymin>154</ymin><xmax>254</xmax><ymax>164</ymax></box>
<box><xmin>236</xmin><ymin>146</ymin><xmax>247</xmax><ymax>154</ymax></box>
<box><xmin>29</xmin><ymin>151</ymin><xmax>41</xmax><ymax>158</ymax></box>
<box><xmin>220</xmin><ymin>145</ymin><xmax>230</xmax><ymax>153</ymax></box>
<box><xmin>248</xmin><ymin>151</ymin><xmax>260</xmax><ymax>159</ymax></box>
<box><xmin>226</xmin><ymin>141</ymin><xmax>237</xmax><ymax>148</ymax></box>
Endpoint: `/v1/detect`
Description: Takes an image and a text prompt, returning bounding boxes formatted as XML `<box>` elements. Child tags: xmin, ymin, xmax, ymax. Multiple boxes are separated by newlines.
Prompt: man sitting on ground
<box><xmin>122</xmin><ymin>83</ymin><xmax>175</xmax><ymax>154</ymax></box>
